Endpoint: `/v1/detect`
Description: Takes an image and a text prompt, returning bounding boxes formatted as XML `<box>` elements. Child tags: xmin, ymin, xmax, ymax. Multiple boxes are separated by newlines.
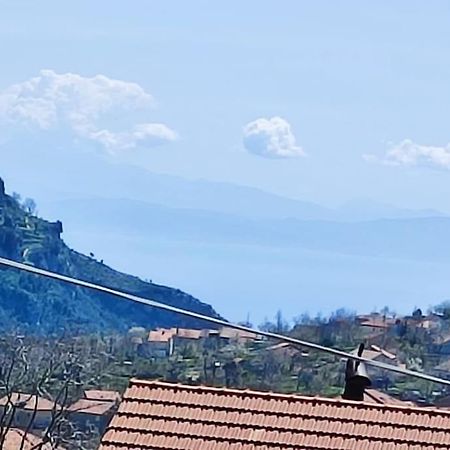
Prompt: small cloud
<box><xmin>0</xmin><ymin>69</ymin><xmax>177</xmax><ymax>152</ymax></box>
<box><xmin>365</xmin><ymin>139</ymin><xmax>450</xmax><ymax>169</ymax></box>
<box><xmin>86</xmin><ymin>123</ymin><xmax>178</xmax><ymax>152</ymax></box>
<box><xmin>242</xmin><ymin>117</ymin><xmax>305</xmax><ymax>159</ymax></box>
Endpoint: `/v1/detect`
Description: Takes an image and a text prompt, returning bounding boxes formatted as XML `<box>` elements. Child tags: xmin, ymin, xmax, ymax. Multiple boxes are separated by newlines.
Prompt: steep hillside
<box><xmin>0</xmin><ymin>178</ymin><xmax>221</xmax><ymax>334</ymax></box>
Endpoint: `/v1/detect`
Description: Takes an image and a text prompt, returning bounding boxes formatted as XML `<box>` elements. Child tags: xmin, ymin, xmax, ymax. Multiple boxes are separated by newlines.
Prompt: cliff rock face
<box><xmin>0</xmin><ymin>177</ymin><xmax>221</xmax><ymax>334</ymax></box>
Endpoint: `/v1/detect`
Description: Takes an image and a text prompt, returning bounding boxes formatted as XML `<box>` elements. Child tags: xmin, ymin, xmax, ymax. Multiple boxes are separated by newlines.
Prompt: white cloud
<box><xmin>242</xmin><ymin>117</ymin><xmax>305</xmax><ymax>159</ymax></box>
<box><xmin>365</xmin><ymin>139</ymin><xmax>450</xmax><ymax>169</ymax></box>
<box><xmin>0</xmin><ymin>69</ymin><xmax>177</xmax><ymax>152</ymax></box>
<box><xmin>86</xmin><ymin>123</ymin><xmax>177</xmax><ymax>151</ymax></box>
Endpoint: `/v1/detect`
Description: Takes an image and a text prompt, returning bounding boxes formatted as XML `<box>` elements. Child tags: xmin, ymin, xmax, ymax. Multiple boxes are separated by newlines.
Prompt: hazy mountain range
<box><xmin>23</xmin><ymin>164</ymin><xmax>447</xmax><ymax>323</ymax></box>
<box><xmin>3</xmin><ymin>148</ymin><xmax>450</xmax><ymax>323</ymax></box>
<box><xmin>40</xmin><ymin>197</ymin><xmax>450</xmax><ymax>262</ymax></box>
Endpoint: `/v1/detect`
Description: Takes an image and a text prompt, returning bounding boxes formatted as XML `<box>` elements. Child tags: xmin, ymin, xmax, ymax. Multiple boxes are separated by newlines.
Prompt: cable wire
<box><xmin>1</xmin><ymin>256</ymin><xmax>449</xmax><ymax>386</ymax></box>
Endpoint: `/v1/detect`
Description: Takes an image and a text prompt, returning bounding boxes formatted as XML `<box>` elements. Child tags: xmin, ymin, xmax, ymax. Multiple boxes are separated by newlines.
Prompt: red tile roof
<box><xmin>100</xmin><ymin>379</ymin><xmax>450</xmax><ymax>449</ymax></box>
<box><xmin>84</xmin><ymin>389</ymin><xmax>121</xmax><ymax>402</ymax></box>
<box><xmin>68</xmin><ymin>398</ymin><xmax>117</xmax><ymax>416</ymax></box>
<box><xmin>3</xmin><ymin>428</ymin><xmax>52</xmax><ymax>450</ymax></box>
<box><xmin>219</xmin><ymin>326</ymin><xmax>260</xmax><ymax>341</ymax></box>
<box><xmin>351</xmin><ymin>345</ymin><xmax>396</xmax><ymax>362</ymax></box>
<box><xmin>148</xmin><ymin>328</ymin><xmax>177</xmax><ymax>343</ymax></box>
<box><xmin>0</xmin><ymin>392</ymin><xmax>58</xmax><ymax>411</ymax></box>
<box><xmin>175</xmin><ymin>328</ymin><xmax>203</xmax><ymax>340</ymax></box>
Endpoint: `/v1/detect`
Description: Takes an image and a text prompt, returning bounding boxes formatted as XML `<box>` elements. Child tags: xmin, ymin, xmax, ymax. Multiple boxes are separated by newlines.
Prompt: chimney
<box><xmin>342</xmin><ymin>343</ymin><xmax>371</xmax><ymax>401</ymax></box>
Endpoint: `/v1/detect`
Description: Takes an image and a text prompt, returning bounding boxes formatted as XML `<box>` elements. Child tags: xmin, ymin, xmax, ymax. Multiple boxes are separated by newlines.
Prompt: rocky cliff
<box><xmin>0</xmin><ymin>178</ymin><xmax>221</xmax><ymax>334</ymax></box>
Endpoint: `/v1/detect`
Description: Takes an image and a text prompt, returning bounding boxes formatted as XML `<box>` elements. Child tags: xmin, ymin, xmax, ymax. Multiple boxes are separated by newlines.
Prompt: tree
<box><xmin>293</xmin><ymin>313</ymin><xmax>312</xmax><ymax>326</ymax></box>
<box><xmin>11</xmin><ymin>192</ymin><xmax>22</xmax><ymax>205</ymax></box>
<box><xmin>258</xmin><ymin>311</ymin><xmax>289</xmax><ymax>334</ymax></box>
<box><xmin>0</xmin><ymin>335</ymin><xmax>94</xmax><ymax>449</ymax></box>
<box><xmin>237</xmin><ymin>313</ymin><xmax>252</xmax><ymax>329</ymax></box>
<box><xmin>433</xmin><ymin>301</ymin><xmax>450</xmax><ymax>319</ymax></box>
<box><xmin>22</xmin><ymin>198</ymin><xmax>37</xmax><ymax>215</ymax></box>
<box><xmin>275</xmin><ymin>310</ymin><xmax>290</xmax><ymax>334</ymax></box>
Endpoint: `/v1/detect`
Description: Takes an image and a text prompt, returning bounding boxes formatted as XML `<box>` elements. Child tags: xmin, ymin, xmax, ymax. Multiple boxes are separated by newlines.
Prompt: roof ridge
<box><xmin>128</xmin><ymin>378</ymin><xmax>450</xmax><ymax>417</ymax></box>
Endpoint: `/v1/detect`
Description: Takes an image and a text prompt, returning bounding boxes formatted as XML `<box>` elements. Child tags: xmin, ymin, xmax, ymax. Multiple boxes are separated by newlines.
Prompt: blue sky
<box><xmin>2</xmin><ymin>1</ymin><xmax>450</xmax><ymax>321</ymax></box>
<box><xmin>1</xmin><ymin>1</ymin><xmax>450</xmax><ymax>210</ymax></box>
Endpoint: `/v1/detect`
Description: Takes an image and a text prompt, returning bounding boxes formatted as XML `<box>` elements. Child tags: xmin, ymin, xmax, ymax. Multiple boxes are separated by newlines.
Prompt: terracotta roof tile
<box><xmin>100</xmin><ymin>379</ymin><xmax>450</xmax><ymax>449</ymax></box>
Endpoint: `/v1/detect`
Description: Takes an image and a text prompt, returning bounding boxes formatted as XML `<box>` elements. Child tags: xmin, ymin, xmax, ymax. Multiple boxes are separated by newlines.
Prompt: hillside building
<box><xmin>67</xmin><ymin>389</ymin><xmax>120</xmax><ymax>433</ymax></box>
<box><xmin>0</xmin><ymin>392</ymin><xmax>59</xmax><ymax>430</ymax></box>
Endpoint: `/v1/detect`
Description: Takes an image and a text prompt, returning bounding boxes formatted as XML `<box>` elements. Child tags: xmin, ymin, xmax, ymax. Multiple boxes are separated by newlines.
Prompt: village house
<box><xmin>146</xmin><ymin>328</ymin><xmax>176</xmax><ymax>357</ymax></box>
<box><xmin>99</xmin><ymin>378</ymin><xmax>450</xmax><ymax>449</ymax></box>
<box><xmin>172</xmin><ymin>328</ymin><xmax>206</xmax><ymax>352</ymax></box>
<box><xmin>146</xmin><ymin>327</ymin><xmax>209</xmax><ymax>358</ymax></box>
<box><xmin>145</xmin><ymin>325</ymin><xmax>263</xmax><ymax>359</ymax></box>
<box><xmin>146</xmin><ymin>327</ymin><xmax>209</xmax><ymax>357</ymax></box>
<box><xmin>218</xmin><ymin>326</ymin><xmax>262</xmax><ymax>344</ymax></box>
<box><xmin>0</xmin><ymin>392</ymin><xmax>58</xmax><ymax>430</ymax></box>
<box><xmin>67</xmin><ymin>389</ymin><xmax>120</xmax><ymax>433</ymax></box>
<box><xmin>415</xmin><ymin>313</ymin><xmax>444</xmax><ymax>332</ymax></box>
<box><xmin>357</xmin><ymin>313</ymin><xmax>397</xmax><ymax>332</ymax></box>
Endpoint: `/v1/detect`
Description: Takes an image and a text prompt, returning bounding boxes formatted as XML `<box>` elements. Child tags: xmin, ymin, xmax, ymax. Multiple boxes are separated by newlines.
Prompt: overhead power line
<box><xmin>0</xmin><ymin>256</ymin><xmax>449</xmax><ymax>386</ymax></box>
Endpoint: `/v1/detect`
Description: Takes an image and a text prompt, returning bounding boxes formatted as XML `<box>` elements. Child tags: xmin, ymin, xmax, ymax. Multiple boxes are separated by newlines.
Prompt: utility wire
<box><xmin>1</xmin><ymin>256</ymin><xmax>449</xmax><ymax>386</ymax></box>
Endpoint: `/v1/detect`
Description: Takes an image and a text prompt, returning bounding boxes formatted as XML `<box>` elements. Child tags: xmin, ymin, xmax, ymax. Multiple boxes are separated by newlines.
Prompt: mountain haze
<box><xmin>3</xmin><ymin>153</ymin><xmax>450</xmax><ymax>323</ymax></box>
<box><xmin>43</xmin><ymin>197</ymin><xmax>450</xmax><ymax>262</ymax></box>
<box><xmin>3</xmin><ymin>150</ymin><xmax>445</xmax><ymax>223</ymax></box>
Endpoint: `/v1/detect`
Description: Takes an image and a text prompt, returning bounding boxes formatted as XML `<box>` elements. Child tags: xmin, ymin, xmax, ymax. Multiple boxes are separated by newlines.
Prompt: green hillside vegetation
<box><xmin>125</xmin><ymin>309</ymin><xmax>450</xmax><ymax>404</ymax></box>
<box><xmin>0</xmin><ymin>177</ymin><xmax>220</xmax><ymax>334</ymax></box>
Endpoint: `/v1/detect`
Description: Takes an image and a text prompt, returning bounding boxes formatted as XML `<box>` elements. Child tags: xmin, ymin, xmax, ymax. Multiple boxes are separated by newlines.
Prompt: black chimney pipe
<box><xmin>342</xmin><ymin>343</ymin><xmax>371</xmax><ymax>401</ymax></box>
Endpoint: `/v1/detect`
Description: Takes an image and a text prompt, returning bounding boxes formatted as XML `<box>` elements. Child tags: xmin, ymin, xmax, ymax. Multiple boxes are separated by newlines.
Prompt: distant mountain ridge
<box><xmin>3</xmin><ymin>150</ymin><xmax>445</xmax><ymax>223</ymax></box>
<box><xmin>44</xmin><ymin>197</ymin><xmax>450</xmax><ymax>262</ymax></box>
<box><xmin>0</xmin><ymin>177</ymin><xmax>221</xmax><ymax>333</ymax></box>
